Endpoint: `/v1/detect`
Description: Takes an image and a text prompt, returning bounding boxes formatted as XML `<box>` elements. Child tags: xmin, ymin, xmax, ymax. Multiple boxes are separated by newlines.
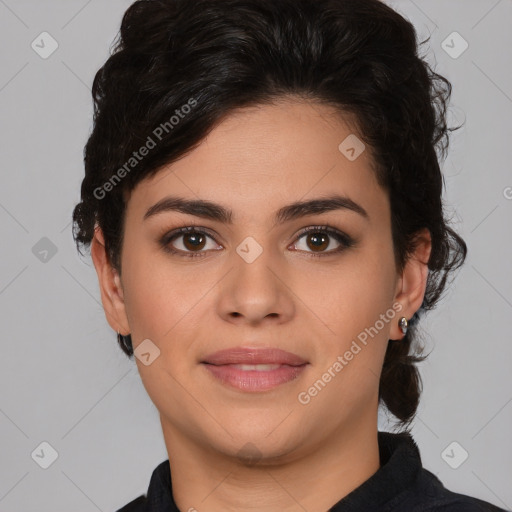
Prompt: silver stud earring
<box><xmin>398</xmin><ymin>317</ymin><xmax>408</xmax><ymax>335</ymax></box>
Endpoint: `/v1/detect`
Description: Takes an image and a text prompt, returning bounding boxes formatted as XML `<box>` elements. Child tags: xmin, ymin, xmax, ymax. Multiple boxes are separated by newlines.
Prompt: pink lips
<box><xmin>201</xmin><ymin>347</ymin><xmax>309</xmax><ymax>392</ymax></box>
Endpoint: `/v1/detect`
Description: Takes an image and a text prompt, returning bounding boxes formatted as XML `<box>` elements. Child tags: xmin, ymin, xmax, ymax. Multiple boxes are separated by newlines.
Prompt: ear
<box><xmin>391</xmin><ymin>228</ymin><xmax>432</xmax><ymax>340</ymax></box>
<box><xmin>90</xmin><ymin>225</ymin><xmax>130</xmax><ymax>335</ymax></box>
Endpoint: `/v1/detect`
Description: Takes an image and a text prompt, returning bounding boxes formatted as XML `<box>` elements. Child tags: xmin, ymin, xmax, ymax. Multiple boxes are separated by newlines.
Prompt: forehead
<box><xmin>126</xmin><ymin>98</ymin><xmax>387</xmax><ymax>224</ymax></box>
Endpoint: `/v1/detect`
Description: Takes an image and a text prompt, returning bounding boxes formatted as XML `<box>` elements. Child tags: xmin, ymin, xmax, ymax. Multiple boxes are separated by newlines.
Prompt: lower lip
<box><xmin>202</xmin><ymin>363</ymin><xmax>308</xmax><ymax>392</ymax></box>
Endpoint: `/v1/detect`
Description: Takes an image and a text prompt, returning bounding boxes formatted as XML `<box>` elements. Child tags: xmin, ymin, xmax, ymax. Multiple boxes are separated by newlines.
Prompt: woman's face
<box><xmin>95</xmin><ymin>98</ymin><xmax>418</xmax><ymax>463</ymax></box>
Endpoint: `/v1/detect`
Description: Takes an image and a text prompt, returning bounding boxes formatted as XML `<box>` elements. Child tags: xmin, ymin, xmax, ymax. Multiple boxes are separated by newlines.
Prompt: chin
<box><xmin>204</xmin><ymin>423</ymin><xmax>306</xmax><ymax>466</ymax></box>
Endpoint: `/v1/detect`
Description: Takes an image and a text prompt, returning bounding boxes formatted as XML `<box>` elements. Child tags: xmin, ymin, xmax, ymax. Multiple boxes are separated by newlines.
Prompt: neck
<box><xmin>160</xmin><ymin>411</ymin><xmax>381</xmax><ymax>512</ymax></box>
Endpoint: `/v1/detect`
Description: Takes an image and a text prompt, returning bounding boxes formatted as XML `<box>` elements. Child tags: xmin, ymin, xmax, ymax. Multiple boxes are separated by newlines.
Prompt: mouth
<box><xmin>201</xmin><ymin>347</ymin><xmax>309</xmax><ymax>392</ymax></box>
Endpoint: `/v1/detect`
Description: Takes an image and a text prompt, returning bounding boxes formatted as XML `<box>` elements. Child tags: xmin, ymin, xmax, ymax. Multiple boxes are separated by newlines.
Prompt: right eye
<box><xmin>159</xmin><ymin>226</ymin><xmax>223</xmax><ymax>258</ymax></box>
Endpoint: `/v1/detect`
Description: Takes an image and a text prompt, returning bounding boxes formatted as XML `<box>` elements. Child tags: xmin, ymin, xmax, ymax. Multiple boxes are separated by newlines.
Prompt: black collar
<box><xmin>330</xmin><ymin>431</ymin><xmax>422</xmax><ymax>510</ymax></box>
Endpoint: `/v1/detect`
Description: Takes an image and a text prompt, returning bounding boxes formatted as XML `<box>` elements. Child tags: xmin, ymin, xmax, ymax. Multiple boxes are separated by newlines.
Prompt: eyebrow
<box><xmin>143</xmin><ymin>194</ymin><xmax>369</xmax><ymax>226</ymax></box>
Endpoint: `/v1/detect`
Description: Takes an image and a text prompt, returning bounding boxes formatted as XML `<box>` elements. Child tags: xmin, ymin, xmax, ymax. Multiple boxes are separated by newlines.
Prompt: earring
<box><xmin>398</xmin><ymin>317</ymin><xmax>408</xmax><ymax>336</ymax></box>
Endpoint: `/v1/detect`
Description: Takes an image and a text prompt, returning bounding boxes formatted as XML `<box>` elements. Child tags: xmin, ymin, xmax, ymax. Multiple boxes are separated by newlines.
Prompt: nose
<box><xmin>216</xmin><ymin>242</ymin><xmax>295</xmax><ymax>327</ymax></box>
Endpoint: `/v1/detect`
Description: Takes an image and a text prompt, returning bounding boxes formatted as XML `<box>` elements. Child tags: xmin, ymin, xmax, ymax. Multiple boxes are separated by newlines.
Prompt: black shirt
<box><xmin>115</xmin><ymin>431</ymin><xmax>508</xmax><ymax>511</ymax></box>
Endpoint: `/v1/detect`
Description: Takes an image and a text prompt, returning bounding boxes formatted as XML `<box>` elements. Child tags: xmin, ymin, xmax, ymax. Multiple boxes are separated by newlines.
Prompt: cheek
<box><xmin>295</xmin><ymin>259</ymin><xmax>394</xmax><ymax>413</ymax></box>
<box><xmin>307</xmin><ymin>253</ymin><xmax>395</xmax><ymax>334</ymax></box>
<box><xmin>120</xmin><ymin>255</ymin><xmax>223</xmax><ymax>371</ymax></box>
<box><xmin>120</xmin><ymin>253</ymin><xmax>192</xmax><ymax>344</ymax></box>
<box><xmin>123</xmin><ymin>263</ymin><xmax>202</xmax><ymax>395</ymax></box>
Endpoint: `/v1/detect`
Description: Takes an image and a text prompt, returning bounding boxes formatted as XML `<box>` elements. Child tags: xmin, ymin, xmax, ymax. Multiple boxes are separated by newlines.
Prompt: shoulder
<box><xmin>114</xmin><ymin>459</ymin><xmax>171</xmax><ymax>511</ymax></box>
<box><xmin>399</xmin><ymin>468</ymin><xmax>508</xmax><ymax>512</ymax></box>
<box><xmin>114</xmin><ymin>494</ymin><xmax>147</xmax><ymax>512</ymax></box>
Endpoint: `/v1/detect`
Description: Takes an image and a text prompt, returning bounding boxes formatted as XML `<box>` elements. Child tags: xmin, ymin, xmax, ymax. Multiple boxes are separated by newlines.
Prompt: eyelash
<box><xmin>159</xmin><ymin>225</ymin><xmax>355</xmax><ymax>259</ymax></box>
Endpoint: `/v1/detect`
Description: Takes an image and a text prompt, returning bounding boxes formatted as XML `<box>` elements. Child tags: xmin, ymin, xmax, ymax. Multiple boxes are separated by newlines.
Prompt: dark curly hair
<box><xmin>72</xmin><ymin>0</ymin><xmax>467</xmax><ymax>428</ymax></box>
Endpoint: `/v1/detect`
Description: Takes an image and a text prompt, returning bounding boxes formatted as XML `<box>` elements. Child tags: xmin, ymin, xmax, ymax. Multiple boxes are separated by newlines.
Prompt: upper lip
<box><xmin>202</xmin><ymin>347</ymin><xmax>308</xmax><ymax>366</ymax></box>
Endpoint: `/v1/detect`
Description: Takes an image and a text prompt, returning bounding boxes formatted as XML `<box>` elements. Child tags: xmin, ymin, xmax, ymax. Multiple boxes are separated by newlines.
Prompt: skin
<box><xmin>91</xmin><ymin>97</ymin><xmax>431</xmax><ymax>512</ymax></box>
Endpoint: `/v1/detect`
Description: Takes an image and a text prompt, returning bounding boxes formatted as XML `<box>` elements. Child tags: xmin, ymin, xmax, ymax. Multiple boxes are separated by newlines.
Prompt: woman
<box><xmin>72</xmin><ymin>0</ymin><xmax>507</xmax><ymax>510</ymax></box>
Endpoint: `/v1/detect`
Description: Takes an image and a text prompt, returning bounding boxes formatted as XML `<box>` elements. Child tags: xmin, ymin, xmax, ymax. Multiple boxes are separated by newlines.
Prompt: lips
<box><xmin>202</xmin><ymin>347</ymin><xmax>308</xmax><ymax>366</ymax></box>
<box><xmin>201</xmin><ymin>347</ymin><xmax>309</xmax><ymax>392</ymax></box>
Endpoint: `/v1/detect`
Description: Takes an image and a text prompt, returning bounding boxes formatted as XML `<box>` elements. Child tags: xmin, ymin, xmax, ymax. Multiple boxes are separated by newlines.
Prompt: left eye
<box><xmin>291</xmin><ymin>226</ymin><xmax>354</xmax><ymax>255</ymax></box>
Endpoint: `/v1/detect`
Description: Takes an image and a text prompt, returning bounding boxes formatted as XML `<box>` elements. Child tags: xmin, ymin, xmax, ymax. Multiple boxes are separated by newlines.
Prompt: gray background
<box><xmin>0</xmin><ymin>0</ymin><xmax>511</xmax><ymax>510</ymax></box>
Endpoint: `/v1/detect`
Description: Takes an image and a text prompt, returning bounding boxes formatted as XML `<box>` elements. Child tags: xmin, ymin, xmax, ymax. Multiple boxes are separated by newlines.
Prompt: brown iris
<box><xmin>183</xmin><ymin>233</ymin><xmax>207</xmax><ymax>251</ymax></box>
<box><xmin>306</xmin><ymin>232</ymin><xmax>329</xmax><ymax>252</ymax></box>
